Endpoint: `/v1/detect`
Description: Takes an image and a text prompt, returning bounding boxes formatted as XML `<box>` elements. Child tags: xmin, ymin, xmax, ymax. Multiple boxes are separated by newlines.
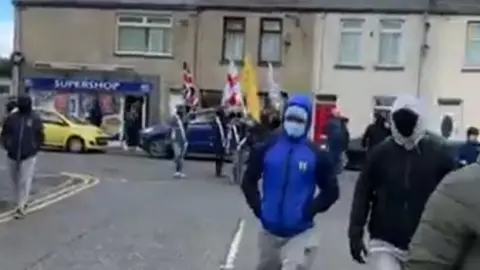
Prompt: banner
<box><xmin>241</xmin><ymin>55</ymin><xmax>260</xmax><ymax>121</ymax></box>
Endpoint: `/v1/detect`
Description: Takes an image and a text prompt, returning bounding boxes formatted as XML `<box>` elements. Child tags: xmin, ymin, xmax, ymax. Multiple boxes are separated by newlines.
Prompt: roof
<box><xmin>12</xmin><ymin>0</ymin><xmax>480</xmax><ymax>14</ymax></box>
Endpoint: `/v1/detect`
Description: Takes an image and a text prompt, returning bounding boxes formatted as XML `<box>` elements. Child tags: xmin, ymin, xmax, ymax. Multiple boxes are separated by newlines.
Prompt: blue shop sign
<box><xmin>25</xmin><ymin>77</ymin><xmax>153</xmax><ymax>94</ymax></box>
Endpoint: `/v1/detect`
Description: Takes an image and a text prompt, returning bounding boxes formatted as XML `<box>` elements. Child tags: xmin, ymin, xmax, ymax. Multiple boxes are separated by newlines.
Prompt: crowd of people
<box><xmin>2</xmin><ymin>93</ymin><xmax>480</xmax><ymax>269</ymax></box>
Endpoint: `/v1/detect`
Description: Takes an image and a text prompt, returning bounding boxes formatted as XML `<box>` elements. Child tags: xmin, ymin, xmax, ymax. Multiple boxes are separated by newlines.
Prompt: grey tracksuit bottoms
<box><xmin>7</xmin><ymin>156</ymin><xmax>36</xmax><ymax>208</ymax></box>
<box><xmin>257</xmin><ymin>228</ymin><xmax>318</xmax><ymax>270</ymax></box>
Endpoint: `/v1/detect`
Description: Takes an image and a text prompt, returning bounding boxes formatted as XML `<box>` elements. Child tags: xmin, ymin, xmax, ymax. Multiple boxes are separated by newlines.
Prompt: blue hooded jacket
<box><xmin>457</xmin><ymin>141</ymin><xmax>480</xmax><ymax>166</ymax></box>
<box><xmin>241</xmin><ymin>94</ymin><xmax>339</xmax><ymax>237</ymax></box>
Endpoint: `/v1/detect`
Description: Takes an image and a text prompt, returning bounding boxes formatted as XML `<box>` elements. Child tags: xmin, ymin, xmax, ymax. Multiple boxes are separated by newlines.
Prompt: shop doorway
<box><xmin>119</xmin><ymin>95</ymin><xmax>147</xmax><ymax>141</ymax></box>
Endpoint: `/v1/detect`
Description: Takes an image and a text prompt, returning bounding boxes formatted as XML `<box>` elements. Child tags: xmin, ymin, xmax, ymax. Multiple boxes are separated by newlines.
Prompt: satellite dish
<box><xmin>440</xmin><ymin>114</ymin><xmax>454</xmax><ymax>139</ymax></box>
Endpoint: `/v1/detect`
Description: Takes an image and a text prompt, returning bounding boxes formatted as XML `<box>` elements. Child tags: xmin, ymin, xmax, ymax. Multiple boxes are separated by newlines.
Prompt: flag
<box><xmin>241</xmin><ymin>55</ymin><xmax>261</xmax><ymax>121</ymax></box>
<box><xmin>182</xmin><ymin>61</ymin><xmax>199</xmax><ymax>107</ymax></box>
<box><xmin>222</xmin><ymin>60</ymin><xmax>243</xmax><ymax>108</ymax></box>
<box><xmin>266</xmin><ymin>62</ymin><xmax>283</xmax><ymax>111</ymax></box>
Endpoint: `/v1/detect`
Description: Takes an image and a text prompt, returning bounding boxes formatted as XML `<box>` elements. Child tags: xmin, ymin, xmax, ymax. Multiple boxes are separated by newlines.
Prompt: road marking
<box><xmin>0</xmin><ymin>173</ymin><xmax>100</xmax><ymax>224</ymax></box>
<box><xmin>221</xmin><ymin>218</ymin><xmax>246</xmax><ymax>270</ymax></box>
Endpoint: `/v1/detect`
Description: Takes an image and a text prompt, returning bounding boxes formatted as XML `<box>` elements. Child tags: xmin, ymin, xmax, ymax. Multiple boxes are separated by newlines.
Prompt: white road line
<box><xmin>0</xmin><ymin>175</ymin><xmax>99</xmax><ymax>224</ymax></box>
<box><xmin>221</xmin><ymin>218</ymin><xmax>246</xmax><ymax>270</ymax></box>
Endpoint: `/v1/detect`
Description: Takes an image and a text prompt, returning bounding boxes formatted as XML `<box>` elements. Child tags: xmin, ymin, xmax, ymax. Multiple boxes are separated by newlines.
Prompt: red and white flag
<box><xmin>222</xmin><ymin>60</ymin><xmax>243</xmax><ymax>108</ymax></box>
<box><xmin>266</xmin><ymin>62</ymin><xmax>283</xmax><ymax>110</ymax></box>
<box><xmin>182</xmin><ymin>61</ymin><xmax>199</xmax><ymax>107</ymax></box>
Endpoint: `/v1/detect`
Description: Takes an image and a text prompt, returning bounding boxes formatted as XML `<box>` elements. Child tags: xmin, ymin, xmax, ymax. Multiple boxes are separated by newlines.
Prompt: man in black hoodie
<box><xmin>1</xmin><ymin>95</ymin><xmax>44</xmax><ymax>219</ymax></box>
<box><xmin>361</xmin><ymin>112</ymin><xmax>390</xmax><ymax>151</ymax></box>
<box><xmin>348</xmin><ymin>95</ymin><xmax>455</xmax><ymax>269</ymax></box>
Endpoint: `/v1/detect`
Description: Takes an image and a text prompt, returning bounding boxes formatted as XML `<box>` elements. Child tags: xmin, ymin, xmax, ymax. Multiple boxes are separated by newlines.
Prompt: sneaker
<box><xmin>173</xmin><ymin>172</ymin><xmax>181</xmax><ymax>178</ymax></box>
<box><xmin>13</xmin><ymin>207</ymin><xmax>25</xmax><ymax>219</ymax></box>
<box><xmin>178</xmin><ymin>172</ymin><xmax>186</xmax><ymax>178</ymax></box>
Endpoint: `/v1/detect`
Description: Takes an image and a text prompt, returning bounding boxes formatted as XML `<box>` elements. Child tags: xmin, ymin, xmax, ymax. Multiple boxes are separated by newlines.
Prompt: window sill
<box><xmin>257</xmin><ymin>61</ymin><xmax>282</xmax><ymax>67</ymax></box>
<box><xmin>114</xmin><ymin>51</ymin><xmax>174</xmax><ymax>59</ymax></box>
<box><xmin>461</xmin><ymin>66</ymin><xmax>480</xmax><ymax>73</ymax></box>
<box><xmin>219</xmin><ymin>59</ymin><xmax>244</xmax><ymax>66</ymax></box>
<box><xmin>334</xmin><ymin>64</ymin><xmax>364</xmax><ymax>70</ymax></box>
<box><xmin>374</xmin><ymin>65</ymin><xmax>404</xmax><ymax>71</ymax></box>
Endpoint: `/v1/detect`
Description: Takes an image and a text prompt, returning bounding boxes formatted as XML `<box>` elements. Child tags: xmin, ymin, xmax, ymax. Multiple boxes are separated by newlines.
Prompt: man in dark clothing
<box><xmin>361</xmin><ymin>112</ymin><xmax>391</xmax><ymax>151</ymax></box>
<box><xmin>457</xmin><ymin>126</ymin><xmax>480</xmax><ymax>167</ymax></box>
<box><xmin>87</xmin><ymin>98</ymin><xmax>103</xmax><ymax>127</ymax></box>
<box><xmin>241</xmin><ymin>94</ymin><xmax>339</xmax><ymax>270</ymax></box>
<box><xmin>212</xmin><ymin>107</ymin><xmax>227</xmax><ymax>177</ymax></box>
<box><xmin>1</xmin><ymin>95</ymin><xmax>44</xmax><ymax>219</ymax></box>
<box><xmin>348</xmin><ymin>94</ymin><xmax>456</xmax><ymax>269</ymax></box>
<box><xmin>325</xmin><ymin>109</ymin><xmax>349</xmax><ymax>173</ymax></box>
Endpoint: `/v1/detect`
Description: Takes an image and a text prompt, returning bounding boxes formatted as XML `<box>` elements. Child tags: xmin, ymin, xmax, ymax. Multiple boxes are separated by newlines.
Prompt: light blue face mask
<box><xmin>284</xmin><ymin>121</ymin><xmax>306</xmax><ymax>138</ymax></box>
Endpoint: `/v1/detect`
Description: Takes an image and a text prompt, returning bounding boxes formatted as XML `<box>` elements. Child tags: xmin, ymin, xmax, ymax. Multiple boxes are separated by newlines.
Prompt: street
<box><xmin>0</xmin><ymin>151</ymin><xmax>365</xmax><ymax>270</ymax></box>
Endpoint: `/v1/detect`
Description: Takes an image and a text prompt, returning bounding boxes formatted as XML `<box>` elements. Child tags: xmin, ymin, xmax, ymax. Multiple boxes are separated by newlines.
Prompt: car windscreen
<box><xmin>189</xmin><ymin>112</ymin><xmax>216</xmax><ymax>124</ymax></box>
<box><xmin>63</xmin><ymin>114</ymin><xmax>89</xmax><ymax>125</ymax></box>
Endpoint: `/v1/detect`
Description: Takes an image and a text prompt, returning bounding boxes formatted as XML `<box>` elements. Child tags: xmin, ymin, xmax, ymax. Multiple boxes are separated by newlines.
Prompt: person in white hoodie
<box><xmin>348</xmin><ymin>94</ymin><xmax>456</xmax><ymax>269</ymax></box>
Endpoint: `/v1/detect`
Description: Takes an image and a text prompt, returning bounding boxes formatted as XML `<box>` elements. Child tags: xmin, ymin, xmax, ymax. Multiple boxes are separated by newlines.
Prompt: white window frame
<box><xmin>464</xmin><ymin>21</ymin><xmax>480</xmax><ymax>67</ymax></box>
<box><xmin>377</xmin><ymin>19</ymin><xmax>404</xmax><ymax>67</ymax></box>
<box><xmin>337</xmin><ymin>18</ymin><xmax>365</xmax><ymax>66</ymax></box>
<box><xmin>115</xmin><ymin>13</ymin><xmax>173</xmax><ymax>56</ymax></box>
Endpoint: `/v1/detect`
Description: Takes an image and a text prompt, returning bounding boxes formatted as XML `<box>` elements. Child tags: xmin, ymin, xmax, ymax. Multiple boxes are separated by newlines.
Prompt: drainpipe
<box><xmin>192</xmin><ymin>9</ymin><xmax>201</xmax><ymax>106</ymax></box>
<box><xmin>12</xmin><ymin>4</ymin><xmax>22</xmax><ymax>96</ymax></box>
<box><xmin>309</xmin><ymin>13</ymin><xmax>327</xmax><ymax>139</ymax></box>
<box><xmin>416</xmin><ymin>1</ymin><xmax>433</xmax><ymax>97</ymax></box>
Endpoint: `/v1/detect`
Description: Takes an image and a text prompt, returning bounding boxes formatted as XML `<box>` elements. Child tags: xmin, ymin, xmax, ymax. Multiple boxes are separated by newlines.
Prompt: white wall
<box><xmin>312</xmin><ymin>13</ymin><xmax>425</xmax><ymax>137</ymax></box>
<box><xmin>424</xmin><ymin>15</ymin><xmax>480</xmax><ymax>135</ymax></box>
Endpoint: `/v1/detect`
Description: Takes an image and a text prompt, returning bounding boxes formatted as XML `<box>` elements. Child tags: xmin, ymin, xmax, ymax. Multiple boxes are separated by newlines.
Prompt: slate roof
<box><xmin>12</xmin><ymin>0</ymin><xmax>480</xmax><ymax>14</ymax></box>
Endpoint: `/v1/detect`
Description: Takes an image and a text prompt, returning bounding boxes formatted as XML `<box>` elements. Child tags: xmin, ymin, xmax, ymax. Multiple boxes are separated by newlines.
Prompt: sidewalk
<box><xmin>0</xmin><ymin>173</ymin><xmax>83</xmax><ymax>213</ymax></box>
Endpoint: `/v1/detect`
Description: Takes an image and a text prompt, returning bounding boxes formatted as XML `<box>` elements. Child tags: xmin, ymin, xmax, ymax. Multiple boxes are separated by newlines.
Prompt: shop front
<box><xmin>25</xmin><ymin>77</ymin><xmax>153</xmax><ymax>141</ymax></box>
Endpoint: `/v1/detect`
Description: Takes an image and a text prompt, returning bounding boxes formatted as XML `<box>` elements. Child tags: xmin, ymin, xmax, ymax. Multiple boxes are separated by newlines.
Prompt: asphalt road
<box><xmin>0</xmin><ymin>151</ymin><xmax>366</xmax><ymax>270</ymax></box>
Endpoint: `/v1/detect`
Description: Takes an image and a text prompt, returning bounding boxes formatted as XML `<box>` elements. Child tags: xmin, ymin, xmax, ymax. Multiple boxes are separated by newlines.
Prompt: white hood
<box><xmin>390</xmin><ymin>94</ymin><xmax>426</xmax><ymax>150</ymax></box>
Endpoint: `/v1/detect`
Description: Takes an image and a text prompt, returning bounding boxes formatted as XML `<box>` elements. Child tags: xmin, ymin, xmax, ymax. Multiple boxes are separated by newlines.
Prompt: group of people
<box><xmin>168</xmin><ymin>104</ymin><xmax>283</xmax><ymax>181</ymax></box>
<box><xmin>240</xmin><ymin>93</ymin><xmax>480</xmax><ymax>270</ymax></box>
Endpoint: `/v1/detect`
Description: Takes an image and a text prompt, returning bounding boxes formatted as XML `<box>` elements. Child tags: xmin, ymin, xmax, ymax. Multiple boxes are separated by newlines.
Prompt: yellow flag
<box><xmin>241</xmin><ymin>55</ymin><xmax>261</xmax><ymax>122</ymax></box>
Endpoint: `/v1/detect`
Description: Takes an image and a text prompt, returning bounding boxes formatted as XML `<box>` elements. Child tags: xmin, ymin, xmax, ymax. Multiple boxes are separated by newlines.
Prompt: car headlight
<box><xmin>142</xmin><ymin>127</ymin><xmax>154</xmax><ymax>134</ymax></box>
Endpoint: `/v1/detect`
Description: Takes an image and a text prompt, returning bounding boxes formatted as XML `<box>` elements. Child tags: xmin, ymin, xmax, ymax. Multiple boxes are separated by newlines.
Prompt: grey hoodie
<box><xmin>390</xmin><ymin>94</ymin><xmax>426</xmax><ymax>151</ymax></box>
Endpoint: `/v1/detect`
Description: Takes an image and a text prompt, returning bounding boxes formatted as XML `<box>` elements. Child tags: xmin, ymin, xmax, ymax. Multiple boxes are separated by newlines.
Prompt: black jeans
<box><xmin>215</xmin><ymin>147</ymin><xmax>225</xmax><ymax>176</ymax></box>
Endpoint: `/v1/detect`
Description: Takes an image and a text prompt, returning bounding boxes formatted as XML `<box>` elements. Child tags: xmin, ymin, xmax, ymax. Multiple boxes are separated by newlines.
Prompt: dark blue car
<box><xmin>139</xmin><ymin>109</ymin><xmax>221</xmax><ymax>158</ymax></box>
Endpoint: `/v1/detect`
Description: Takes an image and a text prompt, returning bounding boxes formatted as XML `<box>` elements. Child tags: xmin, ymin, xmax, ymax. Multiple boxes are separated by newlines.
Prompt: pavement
<box><xmin>0</xmin><ymin>150</ymin><xmax>366</xmax><ymax>270</ymax></box>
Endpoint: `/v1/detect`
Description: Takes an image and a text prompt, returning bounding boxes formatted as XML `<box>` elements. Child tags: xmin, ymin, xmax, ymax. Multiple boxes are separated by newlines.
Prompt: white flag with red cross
<box><xmin>182</xmin><ymin>61</ymin><xmax>199</xmax><ymax>108</ymax></box>
<box><xmin>221</xmin><ymin>60</ymin><xmax>244</xmax><ymax>108</ymax></box>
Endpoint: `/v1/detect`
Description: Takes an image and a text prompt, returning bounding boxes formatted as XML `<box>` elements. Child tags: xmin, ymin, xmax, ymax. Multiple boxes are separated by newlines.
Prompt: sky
<box><xmin>0</xmin><ymin>1</ymin><xmax>13</xmax><ymax>58</ymax></box>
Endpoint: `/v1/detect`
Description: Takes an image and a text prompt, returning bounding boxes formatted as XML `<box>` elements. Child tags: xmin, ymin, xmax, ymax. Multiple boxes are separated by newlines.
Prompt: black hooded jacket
<box><xmin>361</xmin><ymin>117</ymin><xmax>390</xmax><ymax>150</ymax></box>
<box><xmin>1</xmin><ymin>95</ymin><xmax>44</xmax><ymax>161</ymax></box>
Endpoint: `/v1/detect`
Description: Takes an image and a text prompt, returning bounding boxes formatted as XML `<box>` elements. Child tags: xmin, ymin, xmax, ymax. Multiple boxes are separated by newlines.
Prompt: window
<box><xmin>465</xmin><ymin>22</ymin><xmax>480</xmax><ymax>66</ymax></box>
<box><xmin>338</xmin><ymin>19</ymin><xmax>364</xmax><ymax>65</ymax></box>
<box><xmin>259</xmin><ymin>18</ymin><xmax>283</xmax><ymax>64</ymax></box>
<box><xmin>0</xmin><ymin>85</ymin><xmax>9</xmax><ymax>95</ymax></box>
<box><xmin>378</xmin><ymin>19</ymin><xmax>404</xmax><ymax>66</ymax></box>
<box><xmin>222</xmin><ymin>17</ymin><xmax>246</xmax><ymax>61</ymax></box>
<box><xmin>116</xmin><ymin>14</ymin><xmax>173</xmax><ymax>56</ymax></box>
<box><xmin>37</xmin><ymin>110</ymin><xmax>65</xmax><ymax>125</ymax></box>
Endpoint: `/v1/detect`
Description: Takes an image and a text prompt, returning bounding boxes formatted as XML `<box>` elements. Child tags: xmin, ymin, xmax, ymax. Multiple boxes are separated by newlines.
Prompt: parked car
<box><xmin>345</xmin><ymin>132</ymin><xmax>464</xmax><ymax>171</ymax></box>
<box><xmin>36</xmin><ymin>108</ymin><xmax>110</xmax><ymax>152</ymax></box>
<box><xmin>139</xmin><ymin>109</ymin><xmax>222</xmax><ymax>159</ymax></box>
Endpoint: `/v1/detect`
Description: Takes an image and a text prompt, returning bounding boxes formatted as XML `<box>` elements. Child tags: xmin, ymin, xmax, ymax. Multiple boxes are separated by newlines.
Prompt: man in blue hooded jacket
<box><xmin>241</xmin><ymin>94</ymin><xmax>339</xmax><ymax>270</ymax></box>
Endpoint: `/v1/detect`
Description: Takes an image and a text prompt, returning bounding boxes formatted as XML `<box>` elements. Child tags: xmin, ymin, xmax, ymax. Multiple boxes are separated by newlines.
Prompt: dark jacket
<box><xmin>87</xmin><ymin>100</ymin><xmax>103</xmax><ymax>127</ymax></box>
<box><xmin>406</xmin><ymin>161</ymin><xmax>480</xmax><ymax>270</ymax></box>
<box><xmin>324</xmin><ymin>116</ymin><xmax>347</xmax><ymax>162</ymax></box>
<box><xmin>1</xmin><ymin>96</ymin><xmax>44</xmax><ymax>161</ymax></box>
<box><xmin>361</xmin><ymin>119</ymin><xmax>391</xmax><ymax>150</ymax></box>
<box><xmin>348</xmin><ymin>137</ymin><xmax>456</xmax><ymax>250</ymax></box>
<box><xmin>241</xmin><ymin>94</ymin><xmax>339</xmax><ymax>238</ymax></box>
<box><xmin>457</xmin><ymin>141</ymin><xmax>480</xmax><ymax>166</ymax></box>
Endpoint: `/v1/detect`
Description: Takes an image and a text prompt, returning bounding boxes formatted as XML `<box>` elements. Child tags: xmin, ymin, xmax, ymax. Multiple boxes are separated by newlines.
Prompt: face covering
<box><xmin>468</xmin><ymin>135</ymin><xmax>478</xmax><ymax>142</ymax></box>
<box><xmin>284</xmin><ymin>121</ymin><xmax>306</xmax><ymax>138</ymax></box>
<box><xmin>392</xmin><ymin>108</ymin><xmax>418</xmax><ymax>137</ymax></box>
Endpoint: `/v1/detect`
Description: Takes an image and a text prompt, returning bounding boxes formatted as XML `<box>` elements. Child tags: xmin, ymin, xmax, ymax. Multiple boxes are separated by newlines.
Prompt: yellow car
<box><xmin>34</xmin><ymin>108</ymin><xmax>110</xmax><ymax>153</ymax></box>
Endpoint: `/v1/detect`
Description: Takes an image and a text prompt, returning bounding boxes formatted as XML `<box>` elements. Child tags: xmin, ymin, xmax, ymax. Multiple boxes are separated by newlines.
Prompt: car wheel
<box><xmin>148</xmin><ymin>139</ymin><xmax>171</xmax><ymax>158</ymax></box>
<box><xmin>66</xmin><ymin>136</ymin><xmax>85</xmax><ymax>153</ymax></box>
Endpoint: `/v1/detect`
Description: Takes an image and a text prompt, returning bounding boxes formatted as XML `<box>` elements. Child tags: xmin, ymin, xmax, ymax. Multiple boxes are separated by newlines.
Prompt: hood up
<box><xmin>282</xmin><ymin>94</ymin><xmax>313</xmax><ymax>139</ymax></box>
<box><xmin>17</xmin><ymin>95</ymin><xmax>32</xmax><ymax>114</ymax></box>
<box><xmin>390</xmin><ymin>94</ymin><xmax>426</xmax><ymax>150</ymax></box>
